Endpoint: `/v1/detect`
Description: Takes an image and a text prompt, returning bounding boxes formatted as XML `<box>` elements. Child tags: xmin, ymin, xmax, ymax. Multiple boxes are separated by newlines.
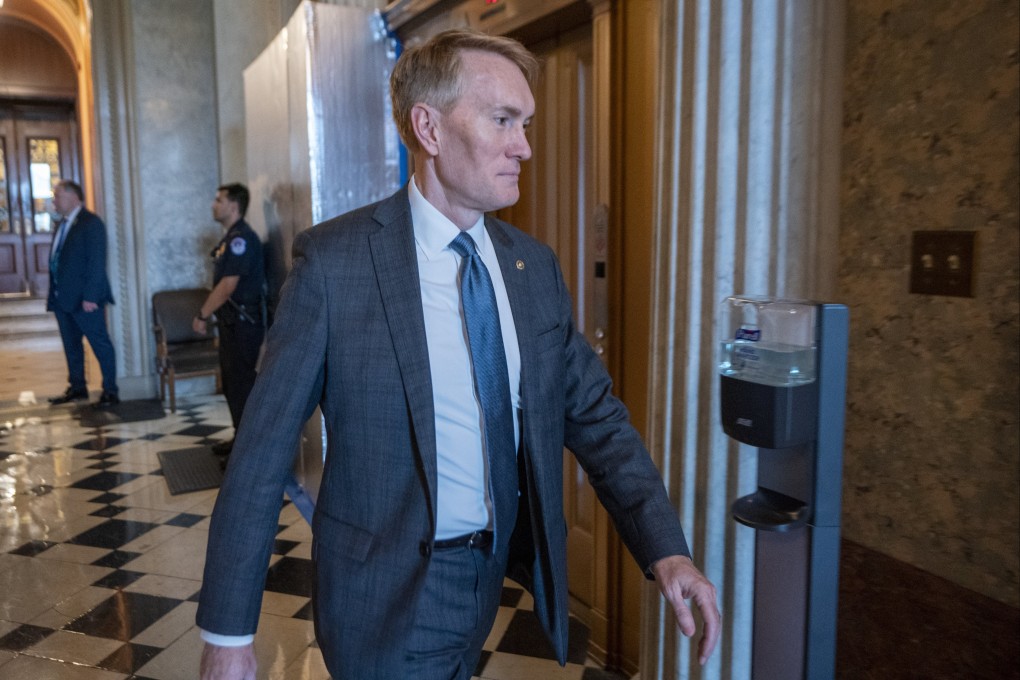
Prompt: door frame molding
<box><xmin>0</xmin><ymin>102</ymin><xmax>80</xmax><ymax>295</ymax></box>
<box><xmin>1</xmin><ymin>1</ymin><xmax>152</xmax><ymax>395</ymax></box>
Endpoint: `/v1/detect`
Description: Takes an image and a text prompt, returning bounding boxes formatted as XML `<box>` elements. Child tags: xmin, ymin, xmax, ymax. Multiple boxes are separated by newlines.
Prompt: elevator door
<box><xmin>495</xmin><ymin>24</ymin><xmax>602</xmax><ymax>620</ymax></box>
<box><xmin>0</xmin><ymin>104</ymin><xmax>78</xmax><ymax>296</ymax></box>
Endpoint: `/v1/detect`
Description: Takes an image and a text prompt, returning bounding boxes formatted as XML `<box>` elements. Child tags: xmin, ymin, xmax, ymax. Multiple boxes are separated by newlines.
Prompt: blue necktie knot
<box><xmin>449</xmin><ymin>231</ymin><xmax>476</xmax><ymax>259</ymax></box>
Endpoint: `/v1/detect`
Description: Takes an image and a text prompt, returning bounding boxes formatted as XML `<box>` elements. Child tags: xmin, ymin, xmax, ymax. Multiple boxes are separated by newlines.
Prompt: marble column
<box><xmin>639</xmin><ymin>1</ymin><xmax>844</xmax><ymax>678</ymax></box>
<box><xmin>90</xmin><ymin>0</ymin><xmax>222</xmax><ymax>400</ymax></box>
<box><xmin>90</xmin><ymin>0</ymin><xmax>149</xmax><ymax>397</ymax></box>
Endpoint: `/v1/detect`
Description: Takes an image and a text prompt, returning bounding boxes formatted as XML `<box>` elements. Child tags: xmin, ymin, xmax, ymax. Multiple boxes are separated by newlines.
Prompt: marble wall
<box><xmin>839</xmin><ymin>0</ymin><xmax>1019</xmax><ymax>605</ymax></box>
<box><xmin>131</xmin><ymin>0</ymin><xmax>222</xmax><ymax>294</ymax></box>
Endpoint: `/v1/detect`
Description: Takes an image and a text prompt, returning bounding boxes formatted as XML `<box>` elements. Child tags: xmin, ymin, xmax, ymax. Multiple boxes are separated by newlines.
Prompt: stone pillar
<box><xmin>639</xmin><ymin>1</ymin><xmax>844</xmax><ymax>677</ymax></box>
<box><xmin>90</xmin><ymin>0</ymin><xmax>150</xmax><ymax>398</ymax></box>
<box><xmin>90</xmin><ymin>0</ymin><xmax>222</xmax><ymax>400</ymax></box>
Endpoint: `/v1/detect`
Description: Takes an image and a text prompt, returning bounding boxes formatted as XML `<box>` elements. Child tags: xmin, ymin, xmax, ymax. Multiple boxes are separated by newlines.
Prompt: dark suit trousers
<box><xmin>217</xmin><ymin>317</ymin><xmax>264</xmax><ymax>429</ymax></box>
<box><xmin>53</xmin><ymin>306</ymin><xmax>118</xmax><ymax>394</ymax></box>
<box><xmin>403</xmin><ymin>543</ymin><xmax>507</xmax><ymax>680</ymax></box>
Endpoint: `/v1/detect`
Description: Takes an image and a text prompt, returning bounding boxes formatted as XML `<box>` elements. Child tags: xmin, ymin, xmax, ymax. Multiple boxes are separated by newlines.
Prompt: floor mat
<box><xmin>77</xmin><ymin>398</ymin><xmax>167</xmax><ymax>427</ymax></box>
<box><xmin>157</xmin><ymin>446</ymin><xmax>224</xmax><ymax>495</ymax></box>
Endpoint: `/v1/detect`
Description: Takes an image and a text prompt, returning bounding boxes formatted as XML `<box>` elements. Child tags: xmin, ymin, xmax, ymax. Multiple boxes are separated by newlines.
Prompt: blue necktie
<box><xmin>50</xmin><ymin>218</ymin><xmax>68</xmax><ymax>282</ymax></box>
<box><xmin>449</xmin><ymin>231</ymin><xmax>518</xmax><ymax>551</ymax></box>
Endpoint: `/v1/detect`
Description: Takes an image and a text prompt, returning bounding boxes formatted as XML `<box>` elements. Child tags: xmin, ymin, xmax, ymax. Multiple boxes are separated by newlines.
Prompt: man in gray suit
<box><xmin>197</xmin><ymin>29</ymin><xmax>720</xmax><ymax>680</ymax></box>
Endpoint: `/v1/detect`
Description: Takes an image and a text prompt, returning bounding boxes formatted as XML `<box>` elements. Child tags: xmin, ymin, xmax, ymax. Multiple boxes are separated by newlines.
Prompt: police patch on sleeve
<box><xmin>230</xmin><ymin>237</ymin><xmax>247</xmax><ymax>256</ymax></box>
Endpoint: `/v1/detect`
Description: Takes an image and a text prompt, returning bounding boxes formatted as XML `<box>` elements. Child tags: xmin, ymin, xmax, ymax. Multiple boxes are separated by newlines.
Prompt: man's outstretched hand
<box><xmin>651</xmin><ymin>555</ymin><xmax>721</xmax><ymax>665</ymax></box>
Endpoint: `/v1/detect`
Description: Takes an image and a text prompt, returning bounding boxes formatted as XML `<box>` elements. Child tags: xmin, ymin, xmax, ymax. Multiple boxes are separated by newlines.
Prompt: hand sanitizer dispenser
<box><xmin>720</xmin><ymin>296</ymin><xmax>818</xmax><ymax>450</ymax></box>
<box><xmin>719</xmin><ymin>295</ymin><xmax>849</xmax><ymax>680</ymax></box>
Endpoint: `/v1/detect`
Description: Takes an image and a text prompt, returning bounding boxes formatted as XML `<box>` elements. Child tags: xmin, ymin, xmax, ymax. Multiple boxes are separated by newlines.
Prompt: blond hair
<box><xmin>390</xmin><ymin>29</ymin><xmax>539</xmax><ymax>153</ymax></box>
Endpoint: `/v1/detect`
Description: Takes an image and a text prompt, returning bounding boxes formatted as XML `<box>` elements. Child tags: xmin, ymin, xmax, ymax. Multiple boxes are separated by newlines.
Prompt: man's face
<box><xmin>211</xmin><ymin>190</ymin><xmax>236</xmax><ymax>226</ymax></box>
<box><xmin>52</xmin><ymin>185</ymin><xmax>79</xmax><ymax>216</ymax></box>
<box><xmin>431</xmin><ymin>50</ymin><xmax>534</xmax><ymax>223</ymax></box>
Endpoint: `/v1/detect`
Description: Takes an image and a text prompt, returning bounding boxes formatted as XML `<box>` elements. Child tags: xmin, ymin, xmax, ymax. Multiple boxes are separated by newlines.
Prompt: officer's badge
<box><xmin>230</xmin><ymin>237</ymin><xmax>247</xmax><ymax>256</ymax></box>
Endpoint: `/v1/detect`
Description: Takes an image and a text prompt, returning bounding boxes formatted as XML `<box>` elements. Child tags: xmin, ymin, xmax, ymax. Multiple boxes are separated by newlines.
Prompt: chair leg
<box><xmin>168</xmin><ymin>371</ymin><xmax>177</xmax><ymax>414</ymax></box>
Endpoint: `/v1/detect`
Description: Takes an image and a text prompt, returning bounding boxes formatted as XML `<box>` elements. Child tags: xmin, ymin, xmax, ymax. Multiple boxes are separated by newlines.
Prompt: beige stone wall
<box><xmin>839</xmin><ymin>0</ymin><xmax>1019</xmax><ymax>605</ymax></box>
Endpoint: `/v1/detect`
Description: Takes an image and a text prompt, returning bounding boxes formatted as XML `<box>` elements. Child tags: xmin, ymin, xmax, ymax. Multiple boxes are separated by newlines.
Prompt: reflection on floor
<box><xmin>0</xmin><ymin>394</ymin><xmax>627</xmax><ymax>680</ymax></box>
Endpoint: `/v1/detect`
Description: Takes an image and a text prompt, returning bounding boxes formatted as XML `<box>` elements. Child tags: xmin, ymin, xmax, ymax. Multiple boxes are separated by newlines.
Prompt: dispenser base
<box><xmin>732</xmin><ymin>486</ymin><xmax>809</xmax><ymax>531</ymax></box>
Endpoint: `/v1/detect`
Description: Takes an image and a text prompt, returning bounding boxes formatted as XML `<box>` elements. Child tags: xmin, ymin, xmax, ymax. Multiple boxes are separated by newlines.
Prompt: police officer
<box><xmin>193</xmin><ymin>183</ymin><xmax>265</xmax><ymax>457</ymax></box>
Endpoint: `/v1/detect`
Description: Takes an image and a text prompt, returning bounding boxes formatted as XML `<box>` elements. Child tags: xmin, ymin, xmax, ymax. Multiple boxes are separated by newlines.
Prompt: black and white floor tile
<box><xmin>0</xmin><ymin>394</ymin><xmax>629</xmax><ymax>679</ymax></box>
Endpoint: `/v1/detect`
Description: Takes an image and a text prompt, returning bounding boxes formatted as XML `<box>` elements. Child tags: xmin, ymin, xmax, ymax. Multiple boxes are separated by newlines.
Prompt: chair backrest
<box><xmin>153</xmin><ymin>288</ymin><xmax>214</xmax><ymax>345</ymax></box>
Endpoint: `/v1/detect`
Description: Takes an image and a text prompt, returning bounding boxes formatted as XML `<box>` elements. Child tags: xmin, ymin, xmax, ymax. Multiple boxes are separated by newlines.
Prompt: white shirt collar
<box><xmin>63</xmin><ymin>205</ymin><xmax>82</xmax><ymax>226</ymax></box>
<box><xmin>407</xmin><ymin>176</ymin><xmax>487</xmax><ymax>261</ymax></box>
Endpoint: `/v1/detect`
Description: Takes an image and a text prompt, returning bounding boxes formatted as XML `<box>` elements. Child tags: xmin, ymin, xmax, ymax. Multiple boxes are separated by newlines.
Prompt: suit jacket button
<box><xmin>419</xmin><ymin>541</ymin><xmax>431</xmax><ymax>557</ymax></box>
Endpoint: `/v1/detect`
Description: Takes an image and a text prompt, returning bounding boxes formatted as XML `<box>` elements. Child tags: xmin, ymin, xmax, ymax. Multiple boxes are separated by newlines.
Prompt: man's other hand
<box><xmin>200</xmin><ymin>643</ymin><xmax>256</xmax><ymax>680</ymax></box>
<box><xmin>82</xmin><ymin>301</ymin><xmax>98</xmax><ymax>312</ymax></box>
<box><xmin>650</xmin><ymin>555</ymin><xmax>721</xmax><ymax>665</ymax></box>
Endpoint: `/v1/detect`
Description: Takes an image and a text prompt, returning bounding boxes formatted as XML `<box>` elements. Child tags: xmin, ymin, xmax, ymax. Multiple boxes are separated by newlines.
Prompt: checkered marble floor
<box><xmin>0</xmin><ymin>394</ymin><xmax>629</xmax><ymax>679</ymax></box>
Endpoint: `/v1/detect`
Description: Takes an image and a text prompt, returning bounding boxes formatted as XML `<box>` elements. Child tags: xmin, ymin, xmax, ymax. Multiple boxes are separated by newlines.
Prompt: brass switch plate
<box><xmin>909</xmin><ymin>230</ymin><xmax>976</xmax><ymax>297</ymax></box>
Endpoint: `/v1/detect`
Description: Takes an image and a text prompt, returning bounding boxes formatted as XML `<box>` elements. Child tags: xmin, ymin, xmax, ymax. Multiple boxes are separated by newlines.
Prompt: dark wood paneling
<box><xmin>0</xmin><ymin>242</ymin><xmax>15</xmax><ymax>273</ymax></box>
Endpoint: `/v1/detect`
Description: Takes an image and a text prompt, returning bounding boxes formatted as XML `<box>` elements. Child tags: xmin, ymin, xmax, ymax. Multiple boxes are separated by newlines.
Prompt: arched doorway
<box><xmin>0</xmin><ymin>0</ymin><xmax>96</xmax><ymax>298</ymax></box>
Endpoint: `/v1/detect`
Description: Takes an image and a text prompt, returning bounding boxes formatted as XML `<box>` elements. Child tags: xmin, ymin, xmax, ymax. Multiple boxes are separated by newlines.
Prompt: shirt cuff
<box><xmin>199</xmin><ymin>629</ymin><xmax>255</xmax><ymax>647</ymax></box>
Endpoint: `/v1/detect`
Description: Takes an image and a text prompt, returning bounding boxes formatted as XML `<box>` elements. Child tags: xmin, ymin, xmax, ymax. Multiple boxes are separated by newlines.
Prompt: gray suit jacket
<box><xmin>196</xmin><ymin>188</ymin><xmax>689</xmax><ymax>678</ymax></box>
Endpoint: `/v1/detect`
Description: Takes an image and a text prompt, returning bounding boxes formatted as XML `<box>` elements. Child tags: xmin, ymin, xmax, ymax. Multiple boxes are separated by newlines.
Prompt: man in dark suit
<box><xmin>197</xmin><ymin>30</ymin><xmax>720</xmax><ymax>680</ymax></box>
<box><xmin>46</xmin><ymin>180</ymin><xmax>119</xmax><ymax>407</ymax></box>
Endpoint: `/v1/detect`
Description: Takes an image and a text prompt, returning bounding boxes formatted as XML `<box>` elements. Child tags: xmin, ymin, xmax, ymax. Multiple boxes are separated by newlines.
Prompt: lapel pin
<box><xmin>516</xmin><ymin>259</ymin><xmax>525</xmax><ymax>270</ymax></box>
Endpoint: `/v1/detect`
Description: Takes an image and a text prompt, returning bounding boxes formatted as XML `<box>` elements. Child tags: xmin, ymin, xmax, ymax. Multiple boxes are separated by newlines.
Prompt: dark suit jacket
<box><xmin>197</xmin><ymin>188</ymin><xmax>690</xmax><ymax>677</ymax></box>
<box><xmin>46</xmin><ymin>208</ymin><xmax>114</xmax><ymax>312</ymax></box>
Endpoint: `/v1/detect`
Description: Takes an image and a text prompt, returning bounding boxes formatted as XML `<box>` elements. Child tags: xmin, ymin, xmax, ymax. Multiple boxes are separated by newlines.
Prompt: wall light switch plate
<box><xmin>909</xmin><ymin>230</ymin><xmax>976</xmax><ymax>297</ymax></box>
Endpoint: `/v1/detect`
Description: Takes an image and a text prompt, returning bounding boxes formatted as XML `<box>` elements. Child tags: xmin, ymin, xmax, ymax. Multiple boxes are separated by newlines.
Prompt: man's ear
<box><xmin>410</xmin><ymin>103</ymin><xmax>441</xmax><ymax>157</ymax></box>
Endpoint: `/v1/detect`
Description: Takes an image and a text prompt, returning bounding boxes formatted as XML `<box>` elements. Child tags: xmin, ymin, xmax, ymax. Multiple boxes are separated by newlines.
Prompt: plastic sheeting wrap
<box><xmin>244</xmin><ymin>1</ymin><xmax>400</xmax><ymax>310</ymax></box>
<box><xmin>243</xmin><ymin>2</ymin><xmax>401</xmax><ymax>507</ymax></box>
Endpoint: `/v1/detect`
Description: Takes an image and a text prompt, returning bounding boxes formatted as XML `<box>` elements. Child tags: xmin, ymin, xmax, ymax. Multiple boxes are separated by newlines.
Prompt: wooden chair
<box><xmin>153</xmin><ymin>288</ymin><xmax>221</xmax><ymax>412</ymax></box>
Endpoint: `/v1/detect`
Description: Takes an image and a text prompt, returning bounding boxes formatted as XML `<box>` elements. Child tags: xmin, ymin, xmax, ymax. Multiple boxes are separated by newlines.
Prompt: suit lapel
<box><xmin>369</xmin><ymin>192</ymin><xmax>439</xmax><ymax>523</ymax></box>
<box><xmin>486</xmin><ymin>217</ymin><xmax>537</xmax><ymax>378</ymax></box>
<box><xmin>487</xmin><ymin>217</ymin><xmax>572</xmax><ymax>661</ymax></box>
<box><xmin>487</xmin><ymin>217</ymin><xmax>547</xmax><ymax>492</ymax></box>
<box><xmin>364</xmin><ymin>206</ymin><xmax>545</xmax><ymax>534</ymax></box>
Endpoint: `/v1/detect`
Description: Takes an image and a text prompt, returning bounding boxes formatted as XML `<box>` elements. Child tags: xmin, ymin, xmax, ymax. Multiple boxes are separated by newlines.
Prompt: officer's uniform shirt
<box><xmin>212</xmin><ymin>219</ymin><xmax>265</xmax><ymax>315</ymax></box>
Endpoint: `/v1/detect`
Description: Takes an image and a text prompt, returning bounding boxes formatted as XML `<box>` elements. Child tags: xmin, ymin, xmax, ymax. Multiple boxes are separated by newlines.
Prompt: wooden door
<box><xmin>0</xmin><ymin>115</ymin><xmax>24</xmax><ymax>294</ymax></box>
<box><xmin>0</xmin><ymin>103</ymin><xmax>79</xmax><ymax>296</ymax></box>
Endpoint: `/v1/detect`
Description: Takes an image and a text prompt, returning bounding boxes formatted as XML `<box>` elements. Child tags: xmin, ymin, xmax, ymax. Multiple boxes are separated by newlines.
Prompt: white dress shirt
<box><xmin>408</xmin><ymin>176</ymin><xmax>522</xmax><ymax>540</ymax></box>
<box><xmin>51</xmin><ymin>205</ymin><xmax>81</xmax><ymax>256</ymax></box>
